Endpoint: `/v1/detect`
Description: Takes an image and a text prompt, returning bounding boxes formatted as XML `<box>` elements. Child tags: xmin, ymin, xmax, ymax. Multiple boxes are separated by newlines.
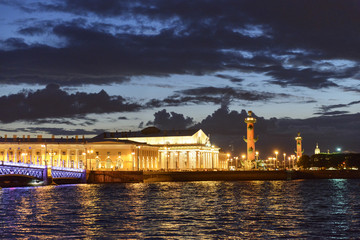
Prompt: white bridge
<box><xmin>0</xmin><ymin>161</ymin><xmax>86</xmax><ymax>185</ymax></box>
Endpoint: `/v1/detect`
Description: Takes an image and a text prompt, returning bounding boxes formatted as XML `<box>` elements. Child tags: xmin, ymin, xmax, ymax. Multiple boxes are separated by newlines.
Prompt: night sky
<box><xmin>1</xmin><ymin>0</ymin><xmax>360</xmax><ymax>157</ymax></box>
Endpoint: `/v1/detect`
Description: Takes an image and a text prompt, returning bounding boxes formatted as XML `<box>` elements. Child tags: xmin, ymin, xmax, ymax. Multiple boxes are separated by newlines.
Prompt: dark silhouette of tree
<box><xmin>298</xmin><ymin>155</ymin><xmax>311</xmax><ymax>169</ymax></box>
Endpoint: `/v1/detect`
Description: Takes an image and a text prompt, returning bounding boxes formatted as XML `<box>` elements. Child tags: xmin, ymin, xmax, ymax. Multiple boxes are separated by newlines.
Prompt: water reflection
<box><xmin>1</xmin><ymin>180</ymin><xmax>360</xmax><ymax>239</ymax></box>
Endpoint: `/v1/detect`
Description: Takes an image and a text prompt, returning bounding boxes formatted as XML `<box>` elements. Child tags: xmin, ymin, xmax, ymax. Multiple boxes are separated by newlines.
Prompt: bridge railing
<box><xmin>1</xmin><ymin>161</ymin><xmax>46</xmax><ymax>169</ymax></box>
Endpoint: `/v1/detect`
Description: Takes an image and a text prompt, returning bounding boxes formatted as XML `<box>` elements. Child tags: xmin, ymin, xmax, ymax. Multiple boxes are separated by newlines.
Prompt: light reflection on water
<box><xmin>1</xmin><ymin>180</ymin><xmax>360</xmax><ymax>239</ymax></box>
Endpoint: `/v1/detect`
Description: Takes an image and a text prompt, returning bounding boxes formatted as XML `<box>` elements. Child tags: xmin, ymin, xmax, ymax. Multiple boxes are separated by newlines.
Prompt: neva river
<box><xmin>1</xmin><ymin>180</ymin><xmax>360</xmax><ymax>239</ymax></box>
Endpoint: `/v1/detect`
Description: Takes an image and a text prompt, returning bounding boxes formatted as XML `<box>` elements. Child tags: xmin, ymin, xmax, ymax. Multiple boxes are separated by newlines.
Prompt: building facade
<box><xmin>97</xmin><ymin>127</ymin><xmax>222</xmax><ymax>170</ymax></box>
<box><xmin>0</xmin><ymin>127</ymin><xmax>224</xmax><ymax>171</ymax></box>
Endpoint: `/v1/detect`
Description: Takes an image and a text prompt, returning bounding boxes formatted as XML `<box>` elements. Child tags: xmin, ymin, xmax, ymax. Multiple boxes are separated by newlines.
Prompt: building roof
<box><xmin>92</xmin><ymin>127</ymin><xmax>201</xmax><ymax>140</ymax></box>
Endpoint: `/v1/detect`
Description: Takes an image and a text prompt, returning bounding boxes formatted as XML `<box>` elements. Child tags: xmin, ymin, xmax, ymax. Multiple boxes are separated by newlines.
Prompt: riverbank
<box><xmin>2</xmin><ymin>170</ymin><xmax>359</xmax><ymax>187</ymax></box>
<box><xmin>87</xmin><ymin>170</ymin><xmax>360</xmax><ymax>183</ymax></box>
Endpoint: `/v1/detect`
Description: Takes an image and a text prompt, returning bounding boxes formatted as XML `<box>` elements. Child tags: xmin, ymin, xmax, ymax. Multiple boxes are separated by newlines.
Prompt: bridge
<box><xmin>0</xmin><ymin>161</ymin><xmax>86</xmax><ymax>187</ymax></box>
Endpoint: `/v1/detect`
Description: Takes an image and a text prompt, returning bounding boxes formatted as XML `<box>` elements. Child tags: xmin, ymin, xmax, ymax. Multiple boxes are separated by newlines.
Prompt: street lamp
<box><xmin>274</xmin><ymin>151</ymin><xmax>278</xmax><ymax>169</ymax></box>
<box><xmin>227</xmin><ymin>153</ymin><xmax>230</xmax><ymax>170</ymax></box>
<box><xmin>242</xmin><ymin>154</ymin><xmax>246</xmax><ymax>170</ymax></box>
<box><xmin>283</xmin><ymin>153</ymin><xmax>286</xmax><ymax>169</ymax></box>
<box><xmin>291</xmin><ymin>155</ymin><xmax>296</xmax><ymax>169</ymax></box>
<box><xmin>288</xmin><ymin>156</ymin><xmax>291</xmax><ymax>170</ymax></box>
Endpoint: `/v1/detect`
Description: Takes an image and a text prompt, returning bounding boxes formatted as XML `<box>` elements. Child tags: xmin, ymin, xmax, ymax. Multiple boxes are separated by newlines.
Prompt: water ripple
<box><xmin>1</xmin><ymin>180</ymin><xmax>360</xmax><ymax>239</ymax></box>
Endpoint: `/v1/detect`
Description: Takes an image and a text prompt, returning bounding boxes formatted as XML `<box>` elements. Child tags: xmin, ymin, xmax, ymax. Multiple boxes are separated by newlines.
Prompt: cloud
<box><xmin>0</xmin><ymin>84</ymin><xmax>141</xmax><ymax>123</ymax></box>
<box><xmin>316</xmin><ymin>100</ymin><xmax>360</xmax><ymax>115</ymax></box>
<box><xmin>215</xmin><ymin>74</ymin><xmax>244</xmax><ymax>83</ymax></box>
<box><xmin>1</xmin><ymin>1</ymin><xmax>359</xmax><ymax>88</ymax></box>
<box><xmin>146</xmin><ymin>86</ymin><xmax>292</xmax><ymax>108</ymax></box>
<box><xmin>145</xmin><ymin>105</ymin><xmax>360</xmax><ymax>156</ymax></box>
<box><xmin>146</xmin><ymin>109</ymin><xmax>194</xmax><ymax>130</ymax></box>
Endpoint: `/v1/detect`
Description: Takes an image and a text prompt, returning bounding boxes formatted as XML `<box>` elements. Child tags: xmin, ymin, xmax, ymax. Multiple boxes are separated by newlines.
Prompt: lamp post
<box><xmin>290</xmin><ymin>155</ymin><xmax>296</xmax><ymax>169</ymax></box>
<box><xmin>283</xmin><ymin>153</ymin><xmax>286</xmax><ymax>169</ymax></box>
<box><xmin>274</xmin><ymin>151</ymin><xmax>278</xmax><ymax>169</ymax></box>
<box><xmin>227</xmin><ymin>153</ymin><xmax>230</xmax><ymax>170</ymax></box>
<box><xmin>255</xmin><ymin>151</ymin><xmax>259</xmax><ymax>169</ymax></box>
<box><xmin>288</xmin><ymin>156</ymin><xmax>291</xmax><ymax>170</ymax></box>
<box><xmin>242</xmin><ymin>154</ymin><xmax>246</xmax><ymax>170</ymax></box>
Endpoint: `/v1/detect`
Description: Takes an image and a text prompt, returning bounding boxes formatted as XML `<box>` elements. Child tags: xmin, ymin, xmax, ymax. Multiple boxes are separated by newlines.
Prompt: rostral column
<box><xmin>295</xmin><ymin>132</ymin><xmax>303</xmax><ymax>160</ymax></box>
<box><xmin>243</xmin><ymin>111</ymin><xmax>258</xmax><ymax>168</ymax></box>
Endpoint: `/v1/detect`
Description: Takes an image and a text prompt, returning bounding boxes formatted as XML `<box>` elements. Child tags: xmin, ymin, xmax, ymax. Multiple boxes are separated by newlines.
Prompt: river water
<box><xmin>1</xmin><ymin>179</ymin><xmax>360</xmax><ymax>239</ymax></box>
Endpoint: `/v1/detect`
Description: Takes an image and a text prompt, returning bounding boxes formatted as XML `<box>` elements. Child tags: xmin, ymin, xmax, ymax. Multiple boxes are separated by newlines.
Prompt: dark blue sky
<box><xmin>0</xmin><ymin>0</ymin><xmax>360</xmax><ymax>156</ymax></box>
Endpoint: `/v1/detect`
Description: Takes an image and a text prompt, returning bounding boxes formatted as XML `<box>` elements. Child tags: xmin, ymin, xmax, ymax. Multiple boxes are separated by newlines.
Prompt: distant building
<box><xmin>103</xmin><ymin>127</ymin><xmax>222</xmax><ymax>170</ymax></box>
<box><xmin>0</xmin><ymin>127</ymin><xmax>225</xmax><ymax>171</ymax></box>
<box><xmin>315</xmin><ymin>143</ymin><xmax>321</xmax><ymax>154</ymax></box>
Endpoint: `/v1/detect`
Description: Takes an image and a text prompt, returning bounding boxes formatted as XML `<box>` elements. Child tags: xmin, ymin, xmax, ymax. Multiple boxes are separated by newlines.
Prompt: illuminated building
<box><xmin>315</xmin><ymin>143</ymin><xmax>320</xmax><ymax>154</ymax></box>
<box><xmin>0</xmin><ymin>127</ymin><xmax>223</xmax><ymax>171</ymax></box>
<box><xmin>243</xmin><ymin>111</ymin><xmax>258</xmax><ymax>169</ymax></box>
<box><xmin>295</xmin><ymin>132</ymin><xmax>303</xmax><ymax>159</ymax></box>
<box><xmin>101</xmin><ymin>127</ymin><xmax>221</xmax><ymax>170</ymax></box>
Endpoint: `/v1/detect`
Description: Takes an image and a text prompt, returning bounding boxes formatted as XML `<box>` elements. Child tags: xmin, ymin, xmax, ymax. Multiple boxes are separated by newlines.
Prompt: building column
<box><xmin>75</xmin><ymin>149</ymin><xmax>79</xmax><ymax>169</ymax></box>
<box><xmin>4</xmin><ymin>149</ymin><xmax>7</xmax><ymax>162</ymax></box>
<box><xmin>49</xmin><ymin>149</ymin><xmax>53</xmax><ymax>167</ymax></box>
<box><xmin>66</xmin><ymin>149</ymin><xmax>70</xmax><ymax>168</ymax></box>
<box><xmin>186</xmin><ymin>151</ymin><xmax>190</xmax><ymax>169</ymax></box>
<box><xmin>196</xmin><ymin>151</ymin><xmax>199</xmax><ymax>169</ymax></box>
<box><xmin>57</xmin><ymin>149</ymin><xmax>61</xmax><ymax>167</ymax></box>
<box><xmin>13</xmin><ymin>149</ymin><xmax>18</xmax><ymax>163</ymax></box>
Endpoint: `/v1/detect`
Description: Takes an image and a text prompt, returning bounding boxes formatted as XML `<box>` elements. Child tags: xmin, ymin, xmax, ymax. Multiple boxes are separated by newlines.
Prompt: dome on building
<box><xmin>315</xmin><ymin>143</ymin><xmax>320</xmax><ymax>154</ymax></box>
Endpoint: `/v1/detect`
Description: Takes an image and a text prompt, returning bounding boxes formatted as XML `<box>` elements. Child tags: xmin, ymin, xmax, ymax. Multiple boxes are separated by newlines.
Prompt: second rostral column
<box><xmin>243</xmin><ymin>111</ymin><xmax>258</xmax><ymax>169</ymax></box>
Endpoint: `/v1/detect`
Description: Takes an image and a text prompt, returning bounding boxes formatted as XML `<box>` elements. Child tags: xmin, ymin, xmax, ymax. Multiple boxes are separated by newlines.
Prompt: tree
<box><xmin>298</xmin><ymin>155</ymin><xmax>311</xmax><ymax>169</ymax></box>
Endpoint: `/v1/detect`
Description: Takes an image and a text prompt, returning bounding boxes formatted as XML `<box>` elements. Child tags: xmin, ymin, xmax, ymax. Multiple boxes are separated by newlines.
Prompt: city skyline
<box><xmin>0</xmin><ymin>0</ymin><xmax>360</xmax><ymax>156</ymax></box>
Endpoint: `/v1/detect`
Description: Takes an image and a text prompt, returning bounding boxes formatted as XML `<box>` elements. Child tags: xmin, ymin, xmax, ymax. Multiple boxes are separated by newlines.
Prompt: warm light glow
<box><xmin>242</xmin><ymin>155</ymin><xmax>246</xmax><ymax>159</ymax></box>
<box><xmin>275</xmin><ymin>151</ymin><xmax>278</xmax><ymax>155</ymax></box>
<box><xmin>255</xmin><ymin>151</ymin><xmax>259</xmax><ymax>156</ymax></box>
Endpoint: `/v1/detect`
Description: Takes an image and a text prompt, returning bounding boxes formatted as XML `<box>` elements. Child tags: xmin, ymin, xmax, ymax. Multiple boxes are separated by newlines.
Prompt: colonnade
<box><xmin>158</xmin><ymin>149</ymin><xmax>219</xmax><ymax>170</ymax></box>
<box><xmin>0</xmin><ymin>144</ymin><xmax>86</xmax><ymax>169</ymax></box>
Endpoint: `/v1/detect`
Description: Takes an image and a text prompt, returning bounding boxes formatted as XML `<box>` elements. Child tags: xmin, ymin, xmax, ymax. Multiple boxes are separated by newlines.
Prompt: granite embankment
<box><xmin>87</xmin><ymin>170</ymin><xmax>360</xmax><ymax>183</ymax></box>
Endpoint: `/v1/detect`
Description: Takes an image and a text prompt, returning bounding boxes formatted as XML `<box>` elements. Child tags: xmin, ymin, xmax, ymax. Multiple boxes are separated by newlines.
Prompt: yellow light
<box><xmin>242</xmin><ymin>155</ymin><xmax>246</xmax><ymax>159</ymax></box>
<box><xmin>275</xmin><ymin>151</ymin><xmax>278</xmax><ymax>155</ymax></box>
